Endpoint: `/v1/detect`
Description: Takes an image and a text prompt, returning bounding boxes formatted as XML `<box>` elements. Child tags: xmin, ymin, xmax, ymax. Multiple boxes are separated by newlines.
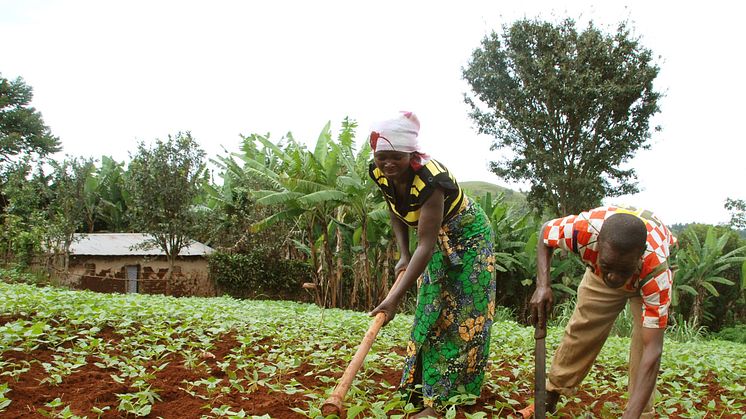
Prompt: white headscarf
<box><xmin>370</xmin><ymin>111</ymin><xmax>423</xmax><ymax>153</ymax></box>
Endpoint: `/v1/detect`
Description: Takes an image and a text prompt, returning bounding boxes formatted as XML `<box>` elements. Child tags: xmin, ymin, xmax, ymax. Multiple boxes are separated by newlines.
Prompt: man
<box><xmin>530</xmin><ymin>206</ymin><xmax>676</xmax><ymax>418</ymax></box>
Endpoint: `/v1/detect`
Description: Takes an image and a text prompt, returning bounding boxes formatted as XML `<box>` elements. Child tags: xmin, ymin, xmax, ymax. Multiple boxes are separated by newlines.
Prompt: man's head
<box><xmin>597</xmin><ymin>213</ymin><xmax>647</xmax><ymax>288</ymax></box>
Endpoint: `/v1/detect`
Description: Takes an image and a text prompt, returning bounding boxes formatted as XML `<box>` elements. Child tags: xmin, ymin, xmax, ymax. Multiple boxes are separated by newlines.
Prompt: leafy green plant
<box><xmin>712</xmin><ymin>324</ymin><xmax>746</xmax><ymax>344</ymax></box>
<box><xmin>0</xmin><ymin>282</ymin><xmax>744</xmax><ymax>417</ymax></box>
<box><xmin>209</xmin><ymin>405</ymin><xmax>248</xmax><ymax>417</ymax></box>
<box><xmin>463</xmin><ymin>18</ymin><xmax>662</xmax><ymax>217</ymax></box>
<box><xmin>611</xmin><ymin>303</ymin><xmax>633</xmax><ymax>338</ymax></box>
<box><xmin>126</xmin><ymin>132</ymin><xmax>206</xmax><ymax>293</ymax></box>
<box><xmin>38</xmin><ymin>398</ymin><xmax>85</xmax><ymax>419</ymax></box>
<box><xmin>116</xmin><ymin>383</ymin><xmax>161</xmax><ymax>417</ymax></box>
<box><xmin>674</xmin><ymin>226</ymin><xmax>746</xmax><ymax>327</ymax></box>
<box><xmin>0</xmin><ymin>382</ymin><xmax>10</xmax><ymax>411</ymax></box>
<box><xmin>548</xmin><ymin>297</ymin><xmax>576</xmax><ymax>328</ymax></box>
<box><xmin>209</xmin><ymin>250</ymin><xmax>311</xmax><ymax>299</ymax></box>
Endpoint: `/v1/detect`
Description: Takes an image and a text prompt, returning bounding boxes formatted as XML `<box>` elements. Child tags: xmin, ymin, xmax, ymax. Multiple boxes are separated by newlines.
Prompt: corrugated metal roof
<box><xmin>69</xmin><ymin>233</ymin><xmax>214</xmax><ymax>256</ymax></box>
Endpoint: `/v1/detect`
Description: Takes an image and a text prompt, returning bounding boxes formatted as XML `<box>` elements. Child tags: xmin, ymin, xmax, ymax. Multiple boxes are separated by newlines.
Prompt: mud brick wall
<box><xmin>167</xmin><ymin>266</ymin><xmax>214</xmax><ymax>297</ymax></box>
<box><xmin>80</xmin><ymin>275</ymin><xmax>126</xmax><ymax>293</ymax></box>
<box><xmin>67</xmin><ymin>255</ymin><xmax>215</xmax><ymax>297</ymax></box>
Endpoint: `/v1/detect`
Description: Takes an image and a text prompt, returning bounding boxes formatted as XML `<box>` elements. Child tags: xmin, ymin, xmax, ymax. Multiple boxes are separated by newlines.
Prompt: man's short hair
<box><xmin>598</xmin><ymin>213</ymin><xmax>647</xmax><ymax>254</ymax></box>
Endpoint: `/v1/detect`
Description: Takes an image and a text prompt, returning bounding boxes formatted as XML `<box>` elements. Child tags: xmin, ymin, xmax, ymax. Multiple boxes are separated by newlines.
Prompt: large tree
<box><xmin>46</xmin><ymin>157</ymin><xmax>96</xmax><ymax>275</ymax></box>
<box><xmin>463</xmin><ymin>18</ymin><xmax>661</xmax><ymax>216</ymax></box>
<box><xmin>0</xmin><ymin>73</ymin><xmax>61</xmax><ymax>167</ymax></box>
<box><xmin>126</xmin><ymin>132</ymin><xmax>206</xmax><ymax>292</ymax></box>
<box><xmin>0</xmin><ymin>160</ymin><xmax>52</xmax><ymax>266</ymax></box>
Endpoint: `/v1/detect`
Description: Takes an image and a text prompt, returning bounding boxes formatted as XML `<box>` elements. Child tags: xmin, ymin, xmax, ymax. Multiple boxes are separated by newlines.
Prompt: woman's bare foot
<box><xmin>412</xmin><ymin>407</ymin><xmax>439</xmax><ymax>418</ymax></box>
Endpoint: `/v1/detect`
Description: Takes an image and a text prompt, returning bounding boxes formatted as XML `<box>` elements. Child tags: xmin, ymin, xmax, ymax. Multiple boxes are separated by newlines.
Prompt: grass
<box><xmin>0</xmin><ymin>282</ymin><xmax>744</xmax><ymax>418</ymax></box>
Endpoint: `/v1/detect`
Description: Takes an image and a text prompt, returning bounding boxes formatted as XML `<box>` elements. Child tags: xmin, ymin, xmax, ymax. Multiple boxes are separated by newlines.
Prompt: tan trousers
<box><xmin>547</xmin><ymin>268</ymin><xmax>656</xmax><ymax>418</ymax></box>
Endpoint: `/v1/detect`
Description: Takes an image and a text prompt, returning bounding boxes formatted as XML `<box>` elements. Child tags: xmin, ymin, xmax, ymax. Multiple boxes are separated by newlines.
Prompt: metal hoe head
<box><xmin>534</xmin><ymin>325</ymin><xmax>547</xmax><ymax>419</ymax></box>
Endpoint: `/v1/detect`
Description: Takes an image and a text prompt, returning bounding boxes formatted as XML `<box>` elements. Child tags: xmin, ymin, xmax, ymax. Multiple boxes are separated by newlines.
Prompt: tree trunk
<box><xmin>321</xmin><ymin>224</ymin><xmax>334</xmax><ymax>308</ymax></box>
<box><xmin>62</xmin><ymin>235</ymin><xmax>73</xmax><ymax>283</ymax></box>
<box><xmin>351</xmin><ymin>257</ymin><xmax>360</xmax><ymax>309</ymax></box>
<box><xmin>378</xmin><ymin>240</ymin><xmax>395</xmax><ymax>302</ymax></box>
<box><xmin>361</xmin><ymin>219</ymin><xmax>372</xmax><ymax>309</ymax></box>
<box><xmin>691</xmin><ymin>288</ymin><xmax>704</xmax><ymax>328</ymax></box>
<box><xmin>87</xmin><ymin>212</ymin><xmax>95</xmax><ymax>233</ymax></box>
<box><xmin>167</xmin><ymin>253</ymin><xmax>174</xmax><ymax>297</ymax></box>
<box><xmin>307</xmin><ymin>222</ymin><xmax>322</xmax><ymax>306</ymax></box>
<box><xmin>334</xmin><ymin>211</ymin><xmax>345</xmax><ymax>308</ymax></box>
<box><xmin>63</xmin><ymin>249</ymin><xmax>69</xmax><ymax>275</ymax></box>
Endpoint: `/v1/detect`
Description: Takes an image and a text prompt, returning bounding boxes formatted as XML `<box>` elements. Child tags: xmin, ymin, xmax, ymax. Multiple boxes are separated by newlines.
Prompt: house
<box><xmin>65</xmin><ymin>233</ymin><xmax>216</xmax><ymax>297</ymax></box>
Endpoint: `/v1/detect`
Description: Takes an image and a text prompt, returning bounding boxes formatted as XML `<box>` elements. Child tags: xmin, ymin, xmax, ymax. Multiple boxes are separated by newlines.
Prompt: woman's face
<box><xmin>374</xmin><ymin>151</ymin><xmax>412</xmax><ymax>181</ymax></box>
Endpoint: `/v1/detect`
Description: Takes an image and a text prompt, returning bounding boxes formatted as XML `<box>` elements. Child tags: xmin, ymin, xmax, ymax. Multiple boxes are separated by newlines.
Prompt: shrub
<box><xmin>0</xmin><ymin>265</ymin><xmax>50</xmax><ymax>286</ymax></box>
<box><xmin>711</xmin><ymin>324</ymin><xmax>746</xmax><ymax>344</ymax></box>
<box><xmin>208</xmin><ymin>251</ymin><xmax>312</xmax><ymax>300</ymax></box>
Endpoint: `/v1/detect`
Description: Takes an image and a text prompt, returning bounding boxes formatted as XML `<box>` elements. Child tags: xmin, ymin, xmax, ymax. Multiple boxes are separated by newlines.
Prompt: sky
<box><xmin>1</xmin><ymin>0</ymin><xmax>744</xmax><ymax>225</ymax></box>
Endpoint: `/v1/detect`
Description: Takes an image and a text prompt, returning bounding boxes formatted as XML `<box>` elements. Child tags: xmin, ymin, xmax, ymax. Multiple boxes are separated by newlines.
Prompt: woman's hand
<box><xmin>394</xmin><ymin>257</ymin><xmax>410</xmax><ymax>277</ymax></box>
<box><xmin>369</xmin><ymin>297</ymin><xmax>399</xmax><ymax>326</ymax></box>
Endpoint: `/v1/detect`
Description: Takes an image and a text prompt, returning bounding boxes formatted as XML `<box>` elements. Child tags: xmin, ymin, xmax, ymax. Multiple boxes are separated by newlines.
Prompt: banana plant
<box><xmin>96</xmin><ymin>156</ymin><xmax>130</xmax><ymax>232</ymax></box>
<box><xmin>674</xmin><ymin>226</ymin><xmax>746</xmax><ymax>327</ymax></box>
<box><xmin>221</xmin><ymin>124</ymin><xmax>351</xmax><ymax>308</ymax></box>
<box><xmin>331</xmin><ymin>117</ymin><xmax>393</xmax><ymax>309</ymax></box>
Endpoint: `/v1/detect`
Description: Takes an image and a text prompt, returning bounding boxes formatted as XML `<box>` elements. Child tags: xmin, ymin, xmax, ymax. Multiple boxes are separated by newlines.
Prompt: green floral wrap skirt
<box><xmin>399</xmin><ymin>197</ymin><xmax>497</xmax><ymax>409</ymax></box>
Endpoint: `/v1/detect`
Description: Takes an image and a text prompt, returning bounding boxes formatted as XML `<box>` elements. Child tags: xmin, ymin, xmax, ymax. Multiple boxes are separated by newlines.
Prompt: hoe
<box><xmin>321</xmin><ymin>270</ymin><xmax>406</xmax><ymax>416</ymax></box>
<box><xmin>517</xmin><ymin>322</ymin><xmax>547</xmax><ymax>418</ymax></box>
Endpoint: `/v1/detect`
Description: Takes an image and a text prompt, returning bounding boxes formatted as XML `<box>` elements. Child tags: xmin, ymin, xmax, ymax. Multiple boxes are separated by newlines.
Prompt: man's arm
<box><xmin>623</xmin><ymin>327</ymin><xmax>664</xmax><ymax>418</ymax></box>
<box><xmin>530</xmin><ymin>222</ymin><xmax>554</xmax><ymax>329</ymax></box>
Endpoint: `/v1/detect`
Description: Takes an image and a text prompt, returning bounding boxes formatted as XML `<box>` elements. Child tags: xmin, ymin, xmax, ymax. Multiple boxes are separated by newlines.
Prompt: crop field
<box><xmin>0</xmin><ymin>282</ymin><xmax>744</xmax><ymax>418</ymax></box>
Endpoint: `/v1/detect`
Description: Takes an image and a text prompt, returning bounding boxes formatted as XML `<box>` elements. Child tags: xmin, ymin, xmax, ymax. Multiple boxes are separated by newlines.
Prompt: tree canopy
<box><xmin>725</xmin><ymin>198</ymin><xmax>746</xmax><ymax>230</ymax></box>
<box><xmin>0</xmin><ymin>74</ymin><xmax>61</xmax><ymax>167</ymax></box>
<box><xmin>463</xmin><ymin>18</ymin><xmax>661</xmax><ymax>216</ymax></box>
<box><xmin>126</xmin><ymin>132</ymin><xmax>206</xmax><ymax>279</ymax></box>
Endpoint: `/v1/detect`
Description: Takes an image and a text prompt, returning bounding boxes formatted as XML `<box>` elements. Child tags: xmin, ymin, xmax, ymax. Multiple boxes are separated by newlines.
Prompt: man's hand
<box><xmin>532</xmin><ymin>222</ymin><xmax>554</xmax><ymax>330</ymax></box>
<box><xmin>530</xmin><ymin>285</ymin><xmax>553</xmax><ymax>330</ymax></box>
<box><xmin>369</xmin><ymin>297</ymin><xmax>398</xmax><ymax>326</ymax></box>
<box><xmin>623</xmin><ymin>327</ymin><xmax>664</xmax><ymax>418</ymax></box>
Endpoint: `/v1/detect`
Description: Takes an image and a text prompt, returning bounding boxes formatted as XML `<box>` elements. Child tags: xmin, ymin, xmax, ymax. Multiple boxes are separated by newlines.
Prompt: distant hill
<box><xmin>669</xmin><ymin>222</ymin><xmax>746</xmax><ymax>239</ymax></box>
<box><xmin>460</xmin><ymin>181</ymin><xmax>526</xmax><ymax>207</ymax></box>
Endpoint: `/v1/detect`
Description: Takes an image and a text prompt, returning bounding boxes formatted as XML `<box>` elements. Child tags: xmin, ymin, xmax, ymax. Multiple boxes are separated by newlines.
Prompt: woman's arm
<box><xmin>370</xmin><ymin>188</ymin><xmax>444</xmax><ymax>325</ymax></box>
<box><xmin>390</xmin><ymin>211</ymin><xmax>411</xmax><ymax>275</ymax></box>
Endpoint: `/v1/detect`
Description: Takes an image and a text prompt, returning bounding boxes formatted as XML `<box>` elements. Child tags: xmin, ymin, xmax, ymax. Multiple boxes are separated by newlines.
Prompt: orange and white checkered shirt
<box><xmin>543</xmin><ymin>206</ymin><xmax>677</xmax><ymax>329</ymax></box>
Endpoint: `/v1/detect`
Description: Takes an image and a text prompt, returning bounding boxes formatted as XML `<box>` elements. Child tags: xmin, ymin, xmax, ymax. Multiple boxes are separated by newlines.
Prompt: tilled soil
<box><xmin>0</xmin><ymin>317</ymin><xmax>742</xmax><ymax>418</ymax></box>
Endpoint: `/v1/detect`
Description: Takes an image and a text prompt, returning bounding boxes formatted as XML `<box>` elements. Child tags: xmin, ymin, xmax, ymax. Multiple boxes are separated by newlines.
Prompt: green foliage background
<box><xmin>462</xmin><ymin>18</ymin><xmax>661</xmax><ymax>216</ymax></box>
<box><xmin>208</xmin><ymin>251</ymin><xmax>312</xmax><ymax>300</ymax></box>
<box><xmin>1</xmin><ymin>16</ymin><xmax>745</xmax><ymax>333</ymax></box>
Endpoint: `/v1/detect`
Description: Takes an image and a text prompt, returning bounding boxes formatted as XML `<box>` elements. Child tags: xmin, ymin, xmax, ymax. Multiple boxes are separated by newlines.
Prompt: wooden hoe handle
<box><xmin>518</xmin><ymin>324</ymin><xmax>548</xmax><ymax>419</ymax></box>
<box><xmin>321</xmin><ymin>312</ymin><xmax>386</xmax><ymax>415</ymax></box>
<box><xmin>321</xmin><ymin>270</ymin><xmax>405</xmax><ymax>416</ymax></box>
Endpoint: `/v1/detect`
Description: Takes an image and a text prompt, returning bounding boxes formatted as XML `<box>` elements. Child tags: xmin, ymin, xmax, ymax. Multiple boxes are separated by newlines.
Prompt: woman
<box><xmin>368</xmin><ymin>112</ymin><xmax>497</xmax><ymax>417</ymax></box>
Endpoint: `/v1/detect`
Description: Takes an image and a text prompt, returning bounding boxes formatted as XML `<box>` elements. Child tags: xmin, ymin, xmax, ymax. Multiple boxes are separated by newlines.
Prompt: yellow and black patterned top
<box><xmin>369</xmin><ymin>159</ymin><xmax>464</xmax><ymax>227</ymax></box>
